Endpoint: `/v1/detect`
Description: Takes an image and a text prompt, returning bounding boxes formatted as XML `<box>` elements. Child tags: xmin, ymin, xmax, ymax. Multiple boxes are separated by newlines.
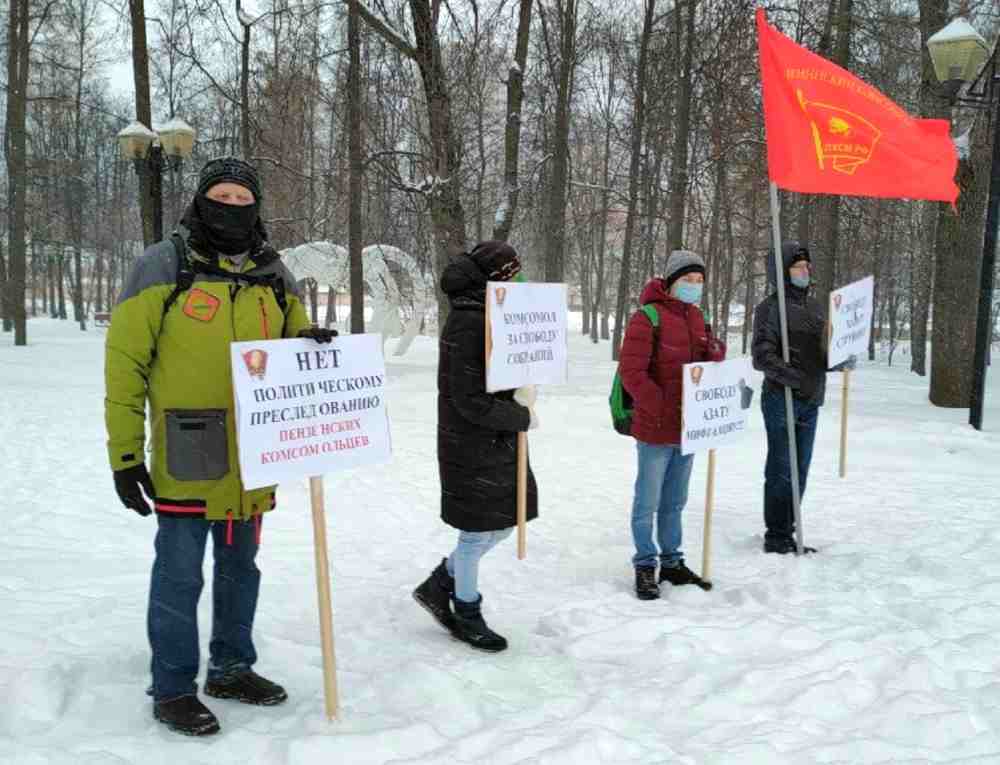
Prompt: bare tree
<box><xmin>6</xmin><ymin>0</ymin><xmax>55</xmax><ymax>344</ymax></box>
<box><xmin>355</xmin><ymin>0</ymin><xmax>468</xmax><ymax>327</ymax></box>
<box><xmin>493</xmin><ymin>0</ymin><xmax>534</xmax><ymax>242</ymax></box>
<box><xmin>611</xmin><ymin>0</ymin><xmax>656</xmax><ymax>360</ymax></box>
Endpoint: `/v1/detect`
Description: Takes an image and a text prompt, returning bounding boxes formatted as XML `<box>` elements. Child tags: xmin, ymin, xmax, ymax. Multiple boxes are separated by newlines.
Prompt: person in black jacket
<box><xmin>413</xmin><ymin>241</ymin><xmax>538</xmax><ymax>652</ymax></box>
<box><xmin>751</xmin><ymin>241</ymin><xmax>853</xmax><ymax>554</ymax></box>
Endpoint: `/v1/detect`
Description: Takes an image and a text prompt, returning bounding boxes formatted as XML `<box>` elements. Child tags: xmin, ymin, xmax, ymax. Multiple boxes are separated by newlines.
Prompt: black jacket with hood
<box><xmin>751</xmin><ymin>242</ymin><xmax>829</xmax><ymax>407</ymax></box>
<box><xmin>436</xmin><ymin>254</ymin><xmax>538</xmax><ymax>532</ymax></box>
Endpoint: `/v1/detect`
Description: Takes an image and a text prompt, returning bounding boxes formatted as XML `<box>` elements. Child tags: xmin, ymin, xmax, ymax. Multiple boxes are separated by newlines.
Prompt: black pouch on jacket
<box><xmin>165</xmin><ymin>409</ymin><xmax>229</xmax><ymax>481</ymax></box>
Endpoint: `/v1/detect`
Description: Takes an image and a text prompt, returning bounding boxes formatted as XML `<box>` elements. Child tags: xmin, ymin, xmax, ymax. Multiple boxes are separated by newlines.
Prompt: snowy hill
<box><xmin>2</xmin><ymin>319</ymin><xmax>1000</xmax><ymax>764</ymax></box>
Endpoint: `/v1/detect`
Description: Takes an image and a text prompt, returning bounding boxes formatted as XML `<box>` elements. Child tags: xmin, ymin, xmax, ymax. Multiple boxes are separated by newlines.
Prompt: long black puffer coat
<box><xmin>752</xmin><ymin>241</ymin><xmax>829</xmax><ymax>407</ymax></box>
<box><xmin>437</xmin><ymin>255</ymin><xmax>538</xmax><ymax>532</ymax></box>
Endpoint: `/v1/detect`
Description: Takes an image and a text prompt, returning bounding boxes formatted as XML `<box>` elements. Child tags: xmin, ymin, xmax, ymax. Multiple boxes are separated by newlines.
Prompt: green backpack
<box><xmin>610</xmin><ymin>304</ymin><xmax>660</xmax><ymax>436</ymax></box>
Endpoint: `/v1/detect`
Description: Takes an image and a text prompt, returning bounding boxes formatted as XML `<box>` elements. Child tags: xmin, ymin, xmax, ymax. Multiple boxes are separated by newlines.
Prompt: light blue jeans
<box><xmin>445</xmin><ymin>528</ymin><xmax>514</xmax><ymax>603</ymax></box>
<box><xmin>630</xmin><ymin>441</ymin><xmax>695</xmax><ymax>569</ymax></box>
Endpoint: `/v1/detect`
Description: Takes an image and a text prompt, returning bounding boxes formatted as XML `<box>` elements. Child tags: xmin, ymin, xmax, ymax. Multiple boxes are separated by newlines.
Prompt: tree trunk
<box><xmin>593</xmin><ymin>33</ymin><xmax>616</xmax><ymax>344</ymax></box>
<box><xmin>929</xmin><ymin>114</ymin><xmax>992</xmax><ymax>407</ymax></box>
<box><xmin>240</xmin><ymin>12</ymin><xmax>251</xmax><ymax>157</ymax></box>
<box><xmin>348</xmin><ymin>0</ymin><xmax>364</xmax><ymax>334</ymax></box>
<box><xmin>355</xmin><ymin>0</ymin><xmax>470</xmax><ymax>329</ymax></box>
<box><xmin>128</xmin><ymin>0</ymin><xmax>155</xmax><ymax>247</ymax></box>
<box><xmin>5</xmin><ymin>0</ymin><xmax>30</xmax><ymax>345</ymax></box>
<box><xmin>912</xmin><ymin>0</ymin><xmax>950</xmax><ymax>376</ymax></box>
<box><xmin>612</xmin><ymin>0</ymin><xmax>655</xmax><ymax>360</ymax></box>
<box><xmin>795</xmin><ymin>0</ymin><xmax>838</xmax><ymax>247</ymax></box>
<box><xmin>57</xmin><ymin>252</ymin><xmax>67</xmax><ymax>319</ymax></box>
<box><xmin>703</xmin><ymin>156</ymin><xmax>725</xmax><ymax>323</ymax></box>
<box><xmin>492</xmin><ymin>0</ymin><xmax>533</xmax><ymax>242</ymax></box>
<box><xmin>811</xmin><ymin>0</ymin><xmax>853</xmax><ymax>304</ymax></box>
<box><xmin>0</xmin><ymin>236</ymin><xmax>8</xmax><ymax>332</ymax></box>
<box><xmin>543</xmin><ymin>0</ymin><xmax>577</xmax><ymax>283</ymax></box>
<box><xmin>665</xmin><ymin>0</ymin><xmax>695</xmax><ymax>250</ymax></box>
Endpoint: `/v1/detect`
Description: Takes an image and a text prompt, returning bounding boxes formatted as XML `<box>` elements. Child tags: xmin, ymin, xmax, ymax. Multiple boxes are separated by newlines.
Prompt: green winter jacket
<box><xmin>104</xmin><ymin>233</ymin><xmax>312</xmax><ymax>521</ymax></box>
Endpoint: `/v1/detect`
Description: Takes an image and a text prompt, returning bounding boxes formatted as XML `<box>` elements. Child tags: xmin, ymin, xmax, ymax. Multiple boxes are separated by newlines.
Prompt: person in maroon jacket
<box><xmin>619</xmin><ymin>250</ymin><xmax>726</xmax><ymax>600</ymax></box>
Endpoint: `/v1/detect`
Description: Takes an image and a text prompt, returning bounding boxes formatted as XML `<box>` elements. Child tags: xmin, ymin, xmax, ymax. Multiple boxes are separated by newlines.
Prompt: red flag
<box><xmin>756</xmin><ymin>8</ymin><xmax>959</xmax><ymax>203</ymax></box>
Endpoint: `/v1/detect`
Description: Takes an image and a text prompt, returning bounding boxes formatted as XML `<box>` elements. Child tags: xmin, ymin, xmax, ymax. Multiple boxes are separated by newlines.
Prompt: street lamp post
<box><xmin>116</xmin><ymin>118</ymin><xmax>196</xmax><ymax>246</ymax></box>
<box><xmin>928</xmin><ymin>18</ymin><xmax>1000</xmax><ymax>431</ymax></box>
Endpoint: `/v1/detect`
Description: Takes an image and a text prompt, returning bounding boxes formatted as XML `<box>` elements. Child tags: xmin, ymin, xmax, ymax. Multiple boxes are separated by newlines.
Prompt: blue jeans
<box><xmin>761</xmin><ymin>388</ymin><xmax>818</xmax><ymax>544</ymax></box>
<box><xmin>630</xmin><ymin>441</ymin><xmax>695</xmax><ymax>569</ymax></box>
<box><xmin>445</xmin><ymin>528</ymin><xmax>514</xmax><ymax>603</ymax></box>
<box><xmin>147</xmin><ymin>515</ymin><xmax>261</xmax><ymax>701</ymax></box>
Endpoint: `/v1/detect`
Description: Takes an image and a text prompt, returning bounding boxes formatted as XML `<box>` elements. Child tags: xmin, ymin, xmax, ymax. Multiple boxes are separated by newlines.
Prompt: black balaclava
<box><xmin>182</xmin><ymin>157</ymin><xmax>265</xmax><ymax>257</ymax></box>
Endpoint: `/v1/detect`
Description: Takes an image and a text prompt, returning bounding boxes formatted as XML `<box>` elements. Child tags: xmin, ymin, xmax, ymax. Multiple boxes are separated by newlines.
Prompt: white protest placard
<box><xmin>230</xmin><ymin>335</ymin><xmax>392</xmax><ymax>490</ymax></box>
<box><xmin>681</xmin><ymin>357</ymin><xmax>756</xmax><ymax>456</ymax></box>
<box><xmin>485</xmin><ymin>281</ymin><xmax>569</xmax><ymax>392</ymax></box>
<box><xmin>828</xmin><ymin>275</ymin><xmax>874</xmax><ymax>368</ymax></box>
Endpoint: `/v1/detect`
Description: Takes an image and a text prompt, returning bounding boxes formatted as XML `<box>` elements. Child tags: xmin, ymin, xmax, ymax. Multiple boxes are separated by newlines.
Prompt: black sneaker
<box><xmin>451</xmin><ymin>595</ymin><xmax>508</xmax><ymax>652</ymax></box>
<box><xmin>413</xmin><ymin>558</ymin><xmax>457</xmax><ymax>635</ymax></box>
<box><xmin>204</xmin><ymin>670</ymin><xmax>288</xmax><ymax>706</ymax></box>
<box><xmin>153</xmin><ymin>695</ymin><xmax>220</xmax><ymax>736</ymax></box>
<box><xmin>659</xmin><ymin>561</ymin><xmax>712</xmax><ymax>591</ymax></box>
<box><xmin>763</xmin><ymin>538</ymin><xmax>817</xmax><ymax>555</ymax></box>
<box><xmin>635</xmin><ymin>567</ymin><xmax>660</xmax><ymax>600</ymax></box>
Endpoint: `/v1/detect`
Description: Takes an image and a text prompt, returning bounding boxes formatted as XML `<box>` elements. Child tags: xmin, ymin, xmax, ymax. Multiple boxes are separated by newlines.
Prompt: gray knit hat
<box><xmin>664</xmin><ymin>249</ymin><xmax>706</xmax><ymax>290</ymax></box>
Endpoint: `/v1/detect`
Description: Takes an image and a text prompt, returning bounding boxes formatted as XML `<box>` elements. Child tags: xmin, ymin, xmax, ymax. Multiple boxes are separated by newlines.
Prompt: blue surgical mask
<box><xmin>790</xmin><ymin>274</ymin><xmax>811</xmax><ymax>289</ymax></box>
<box><xmin>674</xmin><ymin>282</ymin><xmax>703</xmax><ymax>305</ymax></box>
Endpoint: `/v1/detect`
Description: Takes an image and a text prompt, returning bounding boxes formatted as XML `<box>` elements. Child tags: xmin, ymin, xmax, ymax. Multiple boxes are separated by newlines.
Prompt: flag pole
<box><xmin>768</xmin><ymin>182</ymin><xmax>805</xmax><ymax>555</ymax></box>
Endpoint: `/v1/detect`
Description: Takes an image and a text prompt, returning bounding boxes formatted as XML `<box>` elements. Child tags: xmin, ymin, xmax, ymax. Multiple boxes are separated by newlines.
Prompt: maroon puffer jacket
<box><xmin>619</xmin><ymin>278</ymin><xmax>726</xmax><ymax>445</ymax></box>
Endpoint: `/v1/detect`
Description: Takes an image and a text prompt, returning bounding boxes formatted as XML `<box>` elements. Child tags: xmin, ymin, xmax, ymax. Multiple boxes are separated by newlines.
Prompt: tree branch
<box><xmin>352</xmin><ymin>1</ymin><xmax>417</xmax><ymax>60</ymax></box>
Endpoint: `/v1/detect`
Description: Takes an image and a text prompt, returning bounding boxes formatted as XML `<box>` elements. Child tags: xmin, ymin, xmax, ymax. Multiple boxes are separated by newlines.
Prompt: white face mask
<box><xmin>790</xmin><ymin>273</ymin><xmax>810</xmax><ymax>289</ymax></box>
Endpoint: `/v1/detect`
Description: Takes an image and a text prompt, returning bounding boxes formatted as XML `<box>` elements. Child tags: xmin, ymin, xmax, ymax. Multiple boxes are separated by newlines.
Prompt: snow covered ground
<box><xmin>3</xmin><ymin>318</ymin><xmax>1000</xmax><ymax>764</ymax></box>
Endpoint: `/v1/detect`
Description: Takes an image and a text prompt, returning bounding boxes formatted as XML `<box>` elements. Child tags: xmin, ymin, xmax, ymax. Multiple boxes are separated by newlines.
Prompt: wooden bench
<box><xmin>94</xmin><ymin>312</ymin><xmax>111</xmax><ymax>327</ymax></box>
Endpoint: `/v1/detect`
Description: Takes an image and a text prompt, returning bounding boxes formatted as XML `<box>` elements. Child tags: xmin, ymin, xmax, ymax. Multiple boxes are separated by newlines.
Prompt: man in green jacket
<box><xmin>105</xmin><ymin>157</ymin><xmax>336</xmax><ymax>736</ymax></box>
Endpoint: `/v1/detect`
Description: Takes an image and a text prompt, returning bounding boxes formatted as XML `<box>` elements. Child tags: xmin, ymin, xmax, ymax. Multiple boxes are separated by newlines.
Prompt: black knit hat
<box><xmin>196</xmin><ymin>156</ymin><xmax>262</xmax><ymax>202</ymax></box>
<box><xmin>469</xmin><ymin>240</ymin><xmax>522</xmax><ymax>281</ymax></box>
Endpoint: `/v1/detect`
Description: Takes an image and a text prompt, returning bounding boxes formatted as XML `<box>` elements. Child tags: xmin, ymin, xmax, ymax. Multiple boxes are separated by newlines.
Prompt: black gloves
<box><xmin>775</xmin><ymin>364</ymin><xmax>804</xmax><ymax>390</ymax></box>
<box><xmin>114</xmin><ymin>464</ymin><xmax>155</xmax><ymax>517</ymax></box>
<box><xmin>298</xmin><ymin>327</ymin><xmax>339</xmax><ymax>343</ymax></box>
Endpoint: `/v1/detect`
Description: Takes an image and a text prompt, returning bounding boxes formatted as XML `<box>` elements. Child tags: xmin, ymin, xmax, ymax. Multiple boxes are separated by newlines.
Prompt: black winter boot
<box><xmin>153</xmin><ymin>694</ymin><xmax>221</xmax><ymax>736</ymax></box>
<box><xmin>659</xmin><ymin>561</ymin><xmax>712</xmax><ymax>591</ymax></box>
<box><xmin>413</xmin><ymin>558</ymin><xmax>457</xmax><ymax>634</ymax></box>
<box><xmin>451</xmin><ymin>595</ymin><xmax>508</xmax><ymax>652</ymax></box>
<box><xmin>763</xmin><ymin>538</ymin><xmax>817</xmax><ymax>555</ymax></box>
<box><xmin>635</xmin><ymin>567</ymin><xmax>660</xmax><ymax>600</ymax></box>
<box><xmin>204</xmin><ymin>670</ymin><xmax>288</xmax><ymax>706</ymax></box>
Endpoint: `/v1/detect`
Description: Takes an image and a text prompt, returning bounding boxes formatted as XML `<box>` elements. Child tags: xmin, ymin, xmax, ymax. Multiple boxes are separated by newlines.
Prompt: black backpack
<box><xmin>161</xmin><ymin>233</ymin><xmax>287</xmax><ymax>318</ymax></box>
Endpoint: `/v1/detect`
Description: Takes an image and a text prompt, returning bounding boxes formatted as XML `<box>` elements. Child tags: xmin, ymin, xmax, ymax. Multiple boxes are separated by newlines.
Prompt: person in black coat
<box><xmin>752</xmin><ymin>241</ymin><xmax>853</xmax><ymax>554</ymax></box>
<box><xmin>413</xmin><ymin>241</ymin><xmax>538</xmax><ymax>652</ymax></box>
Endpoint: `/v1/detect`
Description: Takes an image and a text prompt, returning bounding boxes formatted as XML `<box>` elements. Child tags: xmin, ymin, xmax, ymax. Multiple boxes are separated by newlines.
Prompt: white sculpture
<box><xmin>279</xmin><ymin>241</ymin><xmax>434</xmax><ymax>356</ymax></box>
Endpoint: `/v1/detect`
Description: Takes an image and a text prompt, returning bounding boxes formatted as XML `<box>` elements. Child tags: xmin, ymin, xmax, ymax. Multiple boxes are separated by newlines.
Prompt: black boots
<box><xmin>204</xmin><ymin>670</ymin><xmax>288</xmax><ymax>706</ymax></box>
<box><xmin>451</xmin><ymin>595</ymin><xmax>508</xmax><ymax>652</ymax></box>
<box><xmin>659</xmin><ymin>561</ymin><xmax>712</xmax><ymax>591</ymax></box>
<box><xmin>635</xmin><ymin>567</ymin><xmax>660</xmax><ymax>600</ymax></box>
<box><xmin>154</xmin><ymin>672</ymin><xmax>285</xmax><ymax>735</ymax></box>
<box><xmin>414</xmin><ymin>559</ymin><xmax>507</xmax><ymax>651</ymax></box>
<box><xmin>636</xmin><ymin>562</ymin><xmax>713</xmax><ymax>599</ymax></box>
<box><xmin>763</xmin><ymin>537</ymin><xmax>818</xmax><ymax>555</ymax></box>
<box><xmin>153</xmin><ymin>695</ymin><xmax>221</xmax><ymax>736</ymax></box>
<box><xmin>413</xmin><ymin>558</ymin><xmax>457</xmax><ymax>633</ymax></box>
